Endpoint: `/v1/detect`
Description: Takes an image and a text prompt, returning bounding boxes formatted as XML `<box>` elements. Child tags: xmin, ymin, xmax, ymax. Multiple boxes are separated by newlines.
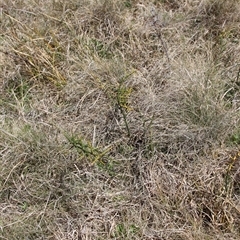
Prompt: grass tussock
<box><xmin>0</xmin><ymin>0</ymin><xmax>240</xmax><ymax>239</ymax></box>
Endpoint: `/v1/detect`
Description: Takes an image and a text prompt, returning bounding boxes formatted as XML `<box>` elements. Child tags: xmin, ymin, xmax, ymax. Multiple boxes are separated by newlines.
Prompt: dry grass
<box><xmin>0</xmin><ymin>0</ymin><xmax>240</xmax><ymax>239</ymax></box>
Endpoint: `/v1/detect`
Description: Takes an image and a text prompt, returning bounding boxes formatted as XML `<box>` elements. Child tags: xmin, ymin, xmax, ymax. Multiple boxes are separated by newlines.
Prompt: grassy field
<box><xmin>0</xmin><ymin>0</ymin><xmax>240</xmax><ymax>239</ymax></box>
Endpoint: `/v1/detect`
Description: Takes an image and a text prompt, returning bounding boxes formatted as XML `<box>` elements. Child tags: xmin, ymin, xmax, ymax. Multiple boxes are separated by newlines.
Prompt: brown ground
<box><xmin>0</xmin><ymin>0</ymin><xmax>240</xmax><ymax>239</ymax></box>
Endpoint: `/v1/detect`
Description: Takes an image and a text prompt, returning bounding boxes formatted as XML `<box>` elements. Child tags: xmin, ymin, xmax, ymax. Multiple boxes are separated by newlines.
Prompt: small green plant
<box><xmin>114</xmin><ymin>223</ymin><xmax>139</xmax><ymax>238</ymax></box>
<box><xmin>227</xmin><ymin>129</ymin><xmax>240</xmax><ymax>146</ymax></box>
<box><xmin>129</xmin><ymin>224</ymin><xmax>139</xmax><ymax>234</ymax></box>
<box><xmin>115</xmin><ymin>223</ymin><xmax>127</xmax><ymax>237</ymax></box>
<box><xmin>230</xmin><ymin>133</ymin><xmax>240</xmax><ymax>145</ymax></box>
<box><xmin>1</xmin><ymin>79</ymin><xmax>33</xmax><ymax>119</ymax></box>
<box><xmin>91</xmin><ymin>68</ymin><xmax>134</xmax><ymax>138</ymax></box>
<box><xmin>88</xmin><ymin>38</ymin><xmax>112</xmax><ymax>59</ymax></box>
<box><xmin>65</xmin><ymin>134</ymin><xmax>111</xmax><ymax>165</ymax></box>
<box><xmin>9</xmin><ymin>78</ymin><xmax>30</xmax><ymax>100</ymax></box>
<box><xmin>107</xmin><ymin>71</ymin><xmax>134</xmax><ymax>138</ymax></box>
<box><xmin>124</xmin><ymin>1</ymin><xmax>132</xmax><ymax>8</ymax></box>
<box><xmin>115</xmin><ymin>82</ymin><xmax>133</xmax><ymax>137</ymax></box>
